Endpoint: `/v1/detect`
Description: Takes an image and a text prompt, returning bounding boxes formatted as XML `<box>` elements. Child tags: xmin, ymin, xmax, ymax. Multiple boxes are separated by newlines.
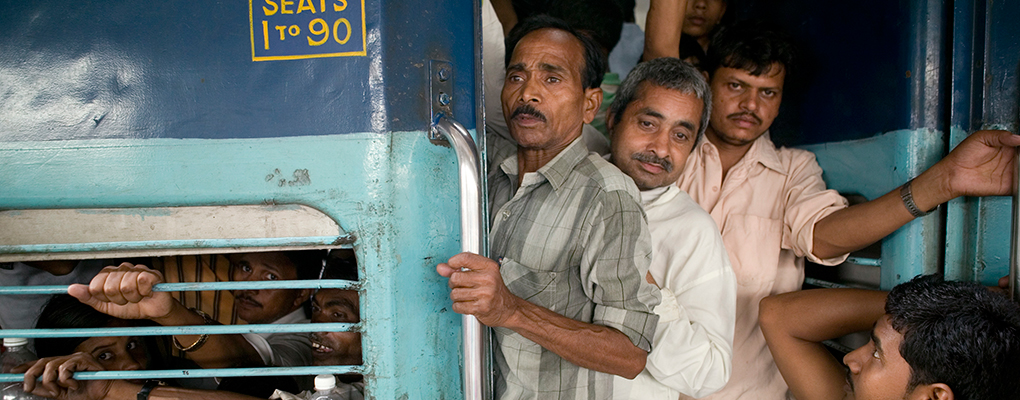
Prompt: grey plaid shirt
<box><xmin>487</xmin><ymin>132</ymin><xmax>661</xmax><ymax>400</ymax></box>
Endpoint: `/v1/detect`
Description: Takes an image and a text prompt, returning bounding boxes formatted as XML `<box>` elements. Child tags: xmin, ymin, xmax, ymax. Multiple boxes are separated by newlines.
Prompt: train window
<box><xmin>0</xmin><ymin>248</ymin><xmax>364</xmax><ymax>399</ymax></box>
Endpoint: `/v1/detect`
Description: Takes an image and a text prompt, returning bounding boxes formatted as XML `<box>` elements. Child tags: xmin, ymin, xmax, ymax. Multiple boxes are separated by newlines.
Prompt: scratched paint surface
<box><xmin>0</xmin><ymin>131</ymin><xmax>467</xmax><ymax>398</ymax></box>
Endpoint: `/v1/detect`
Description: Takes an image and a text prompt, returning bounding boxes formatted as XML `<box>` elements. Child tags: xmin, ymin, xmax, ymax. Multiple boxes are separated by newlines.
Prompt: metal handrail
<box><xmin>431</xmin><ymin>114</ymin><xmax>488</xmax><ymax>400</ymax></box>
<box><xmin>0</xmin><ymin>279</ymin><xmax>358</xmax><ymax>295</ymax></box>
<box><xmin>0</xmin><ymin>366</ymin><xmax>364</xmax><ymax>382</ymax></box>
<box><xmin>1011</xmin><ymin>144</ymin><xmax>1019</xmax><ymax>300</ymax></box>
<box><xmin>0</xmin><ymin>322</ymin><xmax>358</xmax><ymax>338</ymax></box>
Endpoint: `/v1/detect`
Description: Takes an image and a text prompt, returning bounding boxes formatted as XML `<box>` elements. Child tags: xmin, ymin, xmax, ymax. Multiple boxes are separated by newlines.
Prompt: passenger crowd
<box><xmin>4</xmin><ymin>1</ymin><xmax>1020</xmax><ymax>400</ymax></box>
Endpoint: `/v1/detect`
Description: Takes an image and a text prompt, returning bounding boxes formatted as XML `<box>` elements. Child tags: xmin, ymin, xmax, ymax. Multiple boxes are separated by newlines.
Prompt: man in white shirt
<box><xmin>607</xmin><ymin>57</ymin><xmax>736</xmax><ymax>398</ymax></box>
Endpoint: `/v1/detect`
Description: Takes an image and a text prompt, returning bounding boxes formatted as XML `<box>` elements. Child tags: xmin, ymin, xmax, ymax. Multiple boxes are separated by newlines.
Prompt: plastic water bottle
<box><xmin>309</xmin><ymin>375</ymin><xmax>342</xmax><ymax>400</ymax></box>
<box><xmin>2</xmin><ymin>338</ymin><xmax>43</xmax><ymax>400</ymax></box>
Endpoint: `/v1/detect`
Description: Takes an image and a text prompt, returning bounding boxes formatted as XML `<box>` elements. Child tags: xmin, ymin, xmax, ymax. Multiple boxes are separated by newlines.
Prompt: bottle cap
<box><xmin>2</xmin><ymin>338</ymin><xmax>27</xmax><ymax>347</ymax></box>
<box><xmin>313</xmin><ymin>374</ymin><xmax>336</xmax><ymax>391</ymax></box>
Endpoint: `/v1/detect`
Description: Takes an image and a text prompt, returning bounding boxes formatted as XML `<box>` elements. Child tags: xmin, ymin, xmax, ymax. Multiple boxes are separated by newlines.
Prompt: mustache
<box><xmin>233</xmin><ymin>293</ymin><xmax>262</xmax><ymax>307</ymax></box>
<box><xmin>727</xmin><ymin>111</ymin><xmax>762</xmax><ymax>125</ymax></box>
<box><xmin>510</xmin><ymin>104</ymin><xmax>547</xmax><ymax>123</ymax></box>
<box><xmin>632</xmin><ymin>151</ymin><xmax>673</xmax><ymax>172</ymax></box>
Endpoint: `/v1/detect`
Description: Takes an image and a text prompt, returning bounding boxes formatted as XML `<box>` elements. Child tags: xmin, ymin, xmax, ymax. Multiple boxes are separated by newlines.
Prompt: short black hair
<box><xmin>34</xmin><ymin>294</ymin><xmax>160</xmax><ymax>361</ymax></box>
<box><xmin>886</xmin><ymin>274</ymin><xmax>1020</xmax><ymax>400</ymax></box>
<box><xmin>704</xmin><ymin>19</ymin><xmax>796</xmax><ymax>81</ymax></box>
<box><xmin>323</xmin><ymin>249</ymin><xmax>358</xmax><ymax>281</ymax></box>
<box><xmin>35</xmin><ymin>294</ymin><xmax>120</xmax><ymax>357</ymax></box>
<box><xmin>609</xmin><ymin>57</ymin><xmax>711</xmax><ymax>142</ymax></box>
<box><xmin>548</xmin><ymin>0</ymin><xmax>625</xmax><ymax>57</ymax></box>
<box><xmin>504</xmin><ymin>15</ymin><xmax>607</xmax><ymax>90</ymax></box>
<box><xmin>283</xmin><ymin>250</ymin><xmax>327</xmax><ymax>280</ymax></box>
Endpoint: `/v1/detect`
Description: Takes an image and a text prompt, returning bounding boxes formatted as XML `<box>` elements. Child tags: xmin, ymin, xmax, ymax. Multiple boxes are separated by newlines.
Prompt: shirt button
<box><xmin>502</xmin><ymin>210</ymin><xmax>511</xmax><ymax>220</ymax></box>
<box><xmin>712</xmin><ymin>186</ymin><xmax>719</xmax><ymax>192</ymax></box>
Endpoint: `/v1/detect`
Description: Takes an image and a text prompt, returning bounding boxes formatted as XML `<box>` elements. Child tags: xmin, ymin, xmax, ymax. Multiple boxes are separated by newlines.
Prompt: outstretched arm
<box><xmin>813</xmin><ymin>130</ymin><xmax>1020</xmax><ymax>259</ymax></box>
<box><xmin>759</xmin><ymin>289</ymin><xmax>887</xmax><ymax>400</ymax></box>
<box><xmin>437</xmin><ymin>252</ymin><xmax>648</xmax><ymax>378</ymax></box>
<box><xmin>68</xmin><ymin>263</ymin><xmax>264</xmax><ymax>368</ymax></box>
<box><xmin>18</xmin><ymin>353</ymin><xmax>263</xmax><ymax>400</ymax></box>
<box><xmin>642</xmin><ymin>0</ymin><xmax>688</xmax><ymax>61</ymax></box>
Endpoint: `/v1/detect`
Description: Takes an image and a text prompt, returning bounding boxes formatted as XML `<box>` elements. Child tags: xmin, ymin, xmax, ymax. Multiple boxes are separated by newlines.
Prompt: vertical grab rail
<box><xmin>431</xmin><ymin>114</ymin><xmax>489</xmax><ymax>400</ymax></box>
<box><xmin>1011</xmin><ymin>141</ymin><xmax>1020</xmax><ymax>300</ymax></box>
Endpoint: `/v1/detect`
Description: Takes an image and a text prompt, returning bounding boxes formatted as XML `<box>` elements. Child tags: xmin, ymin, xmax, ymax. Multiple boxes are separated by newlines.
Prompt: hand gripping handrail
<box><xmin>431</xmin><ymin>114</ymin><xmax>489</xmax><ymax>400</ymax></box>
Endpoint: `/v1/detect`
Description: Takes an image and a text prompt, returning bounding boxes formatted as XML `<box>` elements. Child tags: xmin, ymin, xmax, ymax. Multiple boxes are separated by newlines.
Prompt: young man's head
<box><xmin>607</xmin><ymin>57</ymin><xmax>710</xmax><ymax>190</ymax></box>
<box><xmin>843</xmin><ymin>275</ymin><xmax>1020</xmax><ymax>400</ymax></box>
<box><xmin>229</xmin><ymin>251</ymin><xmax>323</xmax><ymax>324</ymax></box>
<box><xmin>703</xmin><ymin>20</ymin><xmax>796</xmax><ymax>148</ymax></box>
<box><xmin>310</xmin><ymin>251</ymin><xmax>361</xmax><ymax>368</ymax></box>
<box><xmin>502</xmin><ymin>15</ymin><xmax>607</xmax><ymax>153</ymax></box>
<box><xmin>683</xmin><ymin>0</ymin><xmax>727</xmax><ymax>41</ymax></box>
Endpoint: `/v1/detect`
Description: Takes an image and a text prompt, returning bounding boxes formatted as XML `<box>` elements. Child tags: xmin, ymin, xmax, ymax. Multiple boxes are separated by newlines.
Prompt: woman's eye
<box><xmin>241</xmin><ymin>265</ymin><xmax>252</xmax><ymax>272</ymax></box>
<box><xmin>96</xmin><ymin>352</ymin><xmax>113</xmax><ymax>361</ymax></box>
<box><xmin>267</xmin><ymin>273</ymin><xmax>279</xmax><ymax>280</ymax></box>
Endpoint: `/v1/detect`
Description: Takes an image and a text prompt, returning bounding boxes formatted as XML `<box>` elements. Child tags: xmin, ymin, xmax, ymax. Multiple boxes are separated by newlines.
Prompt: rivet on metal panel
<box><xmin>429</xmin><ymin>60</ymin><xmax>454</xmax><ymax>140</ymax></box>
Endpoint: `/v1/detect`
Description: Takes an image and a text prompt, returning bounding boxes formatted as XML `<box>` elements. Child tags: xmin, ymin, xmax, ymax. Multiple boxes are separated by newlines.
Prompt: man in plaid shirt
<box><xmin>437</xmin><ymin>15</ymin><xmax>660</xmax><ymax>400</ymax></box>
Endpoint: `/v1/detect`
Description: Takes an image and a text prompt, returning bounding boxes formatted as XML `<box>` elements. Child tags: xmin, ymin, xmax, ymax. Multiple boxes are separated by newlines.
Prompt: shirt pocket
<box><xmin>499</xmin><ymin>257</ymin><xmax>568</xmax><ymax>313</ymax></box>
<box><xmin>720</xmin><ymin>214</ymin><xmax>783</xmax><ymax>291</ymax></box>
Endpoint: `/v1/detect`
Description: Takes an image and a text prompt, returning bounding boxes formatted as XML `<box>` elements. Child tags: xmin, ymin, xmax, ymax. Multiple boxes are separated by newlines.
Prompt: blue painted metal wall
<box><xmin>0</xmin><ymin>0</ymin><xmax>479</xmax><ymax>398</ymax></box>
<box><xmin>945</xmin><ymin>0</ymin><xmax>1020</xmax><ymax>284</ymax></box>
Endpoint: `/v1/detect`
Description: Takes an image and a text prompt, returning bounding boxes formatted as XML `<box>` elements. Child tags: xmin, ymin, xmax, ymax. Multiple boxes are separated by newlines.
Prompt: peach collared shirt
<box><xmin>676</xmin><ymin>133</ymin><xmax>849</xmax><ymax>400</ymax></box>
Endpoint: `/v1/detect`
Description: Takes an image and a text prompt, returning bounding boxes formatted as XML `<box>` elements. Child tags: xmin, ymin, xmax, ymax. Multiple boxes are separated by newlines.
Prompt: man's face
<box><xmin>609</xmin><ymin>82</ymin><xmax>703</xmax><ymax>190</ymax></box>
<box><xmin>229</xmin><ymin>252</ymin><xmax>311</xmax><ymax>324</ymax></box>
<box><xmin>842</xmin><ymin>315</ymin><xmax>926</xmax><ymax>400</ymax></box>
<box><xmin>501</xmin><ymin>28</ymin><xmax>601</xmax><ymax>153</ymax></box>
<box><xmin>683</xmin><ymin>0</ymin><xmax>727</xmax><ymax>39</ymax></box>
<box><xmin>310</xmin><ymin>289</ymin><xmax>362</xmax><ymax>366</ymax></box>
<box><xmin>706</xmin><ymin>65</ymin><xmax>784</xmax><ymax>148</ymax></box>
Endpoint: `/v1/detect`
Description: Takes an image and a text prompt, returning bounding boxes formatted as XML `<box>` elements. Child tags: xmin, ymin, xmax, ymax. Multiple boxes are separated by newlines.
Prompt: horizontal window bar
<box><xmin>0</xmin><ymin>236</ymin><xmax>354</xmax><ymax>255</ymax></box>
<box><xmin>0</xmin><ymin>279</ymin><xmax>359</xmax><ymax>295</ymax></box>
<box><xmin>846</xmin><ymin>257</ymin><xmax>882</xmax><ymax>267</ymax></box>
<box><xmin>803</xmin><ymin>277</ymin><xmax>852</xmax><ymax>289</ymax></box>
<box><xmin>0</xmin><ymin>323</ymin><xmax>359</xmax><ymax>338</ymax></box>
<box><xmin>0</xmin><ymin>366</ymin><xmax>364</xmax><ymax>382</ymax></box>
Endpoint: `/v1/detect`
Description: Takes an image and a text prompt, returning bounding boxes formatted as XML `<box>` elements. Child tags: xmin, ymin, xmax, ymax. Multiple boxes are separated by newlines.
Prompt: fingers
<box><xmin>436</xmin><ymin>262</ymin><xmax>455</xmax><ymax>278</ymax></box>
<box><xmin>87</xmin><ymin>263</ymin><xmax>161</xmax><ymax>305</ymax></box>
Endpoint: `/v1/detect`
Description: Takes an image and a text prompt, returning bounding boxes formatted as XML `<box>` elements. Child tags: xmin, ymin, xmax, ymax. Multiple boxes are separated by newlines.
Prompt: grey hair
<box><xmin>608</xmin><ymin>57</ymin><xmax>711</xmax><ymax>142</ymax></box>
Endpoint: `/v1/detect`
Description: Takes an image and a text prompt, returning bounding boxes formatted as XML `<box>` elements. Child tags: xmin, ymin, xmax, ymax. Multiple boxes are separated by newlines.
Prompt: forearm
<box><xmin>504</xmin><ymin>298</ymin><xmax>647</xmax><ymax>379</ymax></box>
<box><xmin>642</xmin><ymin>0</ymin><xmax>687</xmax><ymax>61</ymax></box>
<box><xmin>154</xmin><ymin>303</ymin><xmax>264</xmax><ymax>368</ymax></box>
<box><xmin>760</xmin><ymin>289</ymin><xmax>886</xmax><ymax>342</ymax></box>
<box><xmin>645</xmin><ymin>319</ymin><xmax>731</xmax><ymax>397</ymax></box>
<box><xmin>812</xmin><ymin>166</ymin><xmax>949</xmax><ymax>259</ymax></box>
<box><xmin>759</xmin><ymin>289</ymin><xmax>886</xmax><ymax>400</ymax></box>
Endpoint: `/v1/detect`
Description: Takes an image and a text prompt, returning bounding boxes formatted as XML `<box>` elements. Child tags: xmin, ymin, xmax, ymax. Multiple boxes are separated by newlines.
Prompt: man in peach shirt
<box><xmin>677</xmin><ymin>21</ymin><xmax>1020</xmax><ymax>400</ymax></box>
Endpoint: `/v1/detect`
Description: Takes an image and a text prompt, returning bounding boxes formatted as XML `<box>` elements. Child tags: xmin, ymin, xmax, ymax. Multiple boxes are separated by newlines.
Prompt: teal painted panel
<box><xmin>801</xmin><ymin>129</ymin><xmax>945</xmax><ymax>289</ymax></box>
<box><xmin>944</xmin><ymin>128</ymin><xmax>1014</xmax><ymax>285</ymax></box>
<box><xmin>0</xmin><ymin>131</ymin><xmax>468</xmax><ymax>399</ymax></box>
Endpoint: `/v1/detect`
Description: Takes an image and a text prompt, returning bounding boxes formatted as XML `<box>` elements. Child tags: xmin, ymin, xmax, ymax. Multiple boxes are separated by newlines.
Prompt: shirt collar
<box><xmin>502</xmin><ymin>136</ymin><xmax>588</xmax><ymax>191</ymax></box>
<box><xmin>697</xmin><ymin>131</ymin><xmax>787</xmax><ymax>176</ymax></box>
